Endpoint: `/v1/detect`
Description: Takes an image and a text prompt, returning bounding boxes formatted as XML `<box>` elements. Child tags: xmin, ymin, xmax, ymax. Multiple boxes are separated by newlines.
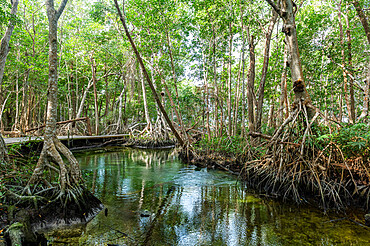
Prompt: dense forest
<box><xmin>0</xmin><ymin>0</ymin><xmax>370</xmax><ymax>244</ymax></box>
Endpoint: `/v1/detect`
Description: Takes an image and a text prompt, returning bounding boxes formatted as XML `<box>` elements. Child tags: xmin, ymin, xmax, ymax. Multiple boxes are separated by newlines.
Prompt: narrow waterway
<box><xmin>46</xmin><ymin>148</ymin><xmax>370</xmax><ymax>245</ymax></box>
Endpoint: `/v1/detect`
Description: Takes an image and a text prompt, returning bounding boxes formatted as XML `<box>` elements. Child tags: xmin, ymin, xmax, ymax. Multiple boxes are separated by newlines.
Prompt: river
<box><xmin>45</xmin><ymin>147</ymin><xmax>370</xmax><ymax>245</ymax></box>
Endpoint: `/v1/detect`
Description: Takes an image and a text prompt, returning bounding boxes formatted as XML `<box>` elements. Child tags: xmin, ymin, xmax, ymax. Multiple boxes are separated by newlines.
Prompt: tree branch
<box><xmin>56</xmin><ymin>0</ymin><xmax>69</xmax><ymax>20</ymax></box>
<box><xmin>265</xmin><ymin>0</ymin><xmax>282</xmax><ymax>18</ymax></box>
<box><xmin>353</xmin><ymin>0</ymin><xmax>370</xmax><ymax>44</ymax></box>
<box><xmin>113</xmin><ymin>0</ymin><xmax>185</xmax><ymax>147</ymax></box>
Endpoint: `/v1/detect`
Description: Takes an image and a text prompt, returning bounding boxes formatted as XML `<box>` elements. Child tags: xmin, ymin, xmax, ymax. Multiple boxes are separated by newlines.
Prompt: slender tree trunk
<box><xmin>0</xmin><ymin>0</ymin><xmax>19</xmax><ymax>88</ymax></box>
<box><xmin>140</xmin><ymin>69</ymin><xmax>152</xmax><ymax>131</ymax></box>
<box><xmin>241</xmin><ymin>9</ymin><xmax>247</xmax><ymax>137</ymax></box>
<box><xmin>358</xmin><ymin>63</ymin><xmax>370</xmax><ymax>121</ymax></box>
<box><xmin>247</xmin><ymin>28</ymin><xmax>256</xmax><ymax>134</ymax></box>
<box><xmin>353</xmin><ymin>0</ymin><xmax>370</xmax><ymax>44</ymax></box>
<box><xmin>104</xmin><ymin>63</ymin><xmax>109</xmax><ymax>117</ymax></box>
<box><xmin>202</xmin><ymin>48</ymin><xmax>211</xmax><ymax>141</ymax></box>
<box><xmin>280</xmin><ymin>45</ymin><xmax>289</xmax><ymax>122</ymax></box>
<box><xmin>344</xmin><ymin>7</ymin><xmax>355</xmax><ymax>123</ymax></box>
<box><xmin>338</xmin><ymin>1</ymin><xmax>355</xmax><ymax>123</ymax></box>
<box><xmin>27</xmin><ymin>0</ymin><xmax>81</xmax><ymax>194</ymax></box>
<box><xmin>227</xmin><ymin>22</ymin><xmax>233</xmax><ymax>137</ymax></box>
<box><xmin>256</xmin><ymin>11</ymin><xmax>278</xmax><ymax>132</ymax></box>
<box><xmin>338</xmin><ymin>3</ymin><xmax>352</xmax><ymax>123</ymax></box>
<box><xmin>90</xmin><ymin>56</ymin><xmax>99</xmax><ymax>134</ymax></box>
<box><xmin>0</xmin><ymin>0</ymin><xmax>19</xmax><ymax>163</ymax></box>
<box><xmin>114</xmin><ymin>0</ymin><xmax>184</xmax><ymax>146</ymax></box>
<box><xmin>116</xmin><ymin>76</ymin><xmax>125</xmax><ymax>133</ymax></box>
<box><xmin>212</xmin><ymin>33</ymin><xmax>220</xmax><ymax>138</ymax></box>
<box><xmin>76</xmin><ymin>80</ymin><xmax>93</xmax><ymax>119</ymax></box>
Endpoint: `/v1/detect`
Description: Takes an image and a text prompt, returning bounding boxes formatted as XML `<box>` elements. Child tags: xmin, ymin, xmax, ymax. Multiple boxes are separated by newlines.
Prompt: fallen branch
<box><xmin>249</xmin><ymin>131</ymin><xmax>300</xmax><ymax>147</ymax></box>
<box><xmin>25</xmin><ymin>117</ymin><xmax>92</xmax><ymax>135</ymax></box>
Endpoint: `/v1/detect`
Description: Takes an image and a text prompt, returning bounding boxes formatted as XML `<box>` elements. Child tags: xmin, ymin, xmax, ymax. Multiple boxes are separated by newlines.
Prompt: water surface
<box><xmin>47</xmin><ymin>148</ymin><xmax>370</xmax><ymax>245</ymax></box>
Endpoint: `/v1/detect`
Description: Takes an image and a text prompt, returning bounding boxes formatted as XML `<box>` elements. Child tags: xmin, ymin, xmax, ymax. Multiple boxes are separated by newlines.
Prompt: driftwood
<box><xmin>25</xmin><ymin>117</ymin><xmax>92</xmax><ymax>135</ymax></box>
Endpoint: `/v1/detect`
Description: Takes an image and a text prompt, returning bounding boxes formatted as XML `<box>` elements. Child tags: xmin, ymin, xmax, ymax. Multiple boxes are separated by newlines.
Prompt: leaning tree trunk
<box><xmin>0</xmin><ymin>0</ymin><xmax>19</xmax><ymax>164</ymax></box>
<box><xmin>27</xmin><ymin>0</ymin><xmax>81</xmax><ymax>195</ymax></box>
<box><xmin>266</xmin><ymin>0</ymin><xmax>314</xmax><ymax>119</ymax></box>
<box><xmin>113</xmin><ymin>0</ymin><xmax>184</xmax><ymax>147</ymax></box>
<box><xmin>353</xmin><ymin>0</ymin><xmax>370</xmax><ymax>44</ymax></box>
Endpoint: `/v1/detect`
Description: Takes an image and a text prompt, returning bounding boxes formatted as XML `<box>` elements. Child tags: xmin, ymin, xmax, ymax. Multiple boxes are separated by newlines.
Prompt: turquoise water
<box><xmin>46</xmin><ymin>148</ymin><xmax>370</xmax><ymax>245</ymax></box>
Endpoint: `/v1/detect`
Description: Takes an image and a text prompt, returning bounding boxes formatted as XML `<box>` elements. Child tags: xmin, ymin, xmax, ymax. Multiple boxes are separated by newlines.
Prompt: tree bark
<box><xmin>0</xmin><ymin>0</ymin><xmax>19</xmax><ymax>164</ymax></box>
<box><xmin>76</xmin><ymin>80</ymin><xmax>93</xmax><ymax>119</ymax></box>
<box><xmin>0</xmin><ymin>0</ymin><xmax>19</xmax><ymax>88</ymax></box>
<box><xmin>27</xmin><ymin>0</ymin><xmax>81</xmax><ymax>193</ymax></box>
<box><xmin>358</xmin><ymin>63</ymin><xmax>370</xmax><ymax>121</ymax></box>
<box><xmin>247</xmin><ymin>28</ymin><xmax>256</xmax><ymax>134</ymax></box>
<box><xmin>90</xmin><ymin>55</ymin><xmax>99</xmax><ymax>134</ymax></box>
<box><xmin>256</xmin><ymin>11</ymin><xmax>278</xmax><ymax>132</ymax></box>
<box><xmin>344</xmin><ymin>6</ymin><xmax>356</xmax><ymax>123</ymax></box>
<box><xmin>353</xmin><ymin>0</ymin><xmax>370</xmax><ymax>44</ymax></box>
<box><xmin>240</xmin><ymin>8</ymin><xmax>247</xmax><ymax>137</ymax></box>
<box><xmin>140</xmin><ymin>69</ymin><xmax>152</xmax><ymax>131</ymax></box>
<box><xmin>227</xmin><ymin>21</ymin><xmax>233</xmax><ymax>137</ymax></box>
<box><xmin>280</xmin><ymin>45</ymin><xmax>290</xmax><ymax>122</ymax></box>
<box><xmin>266</xmin><ymin>0</ymin><xmax>314</xmax><ymax>119</ymax></box>
<box><xmin>113</xmin><ymin>0</ymin><xmax>184</xmax><ymax>147</ymax></box>
<box><xmin>338</xmin><ymin>1</ymin><xmax>354</xmax><ymax>124</ymax></box>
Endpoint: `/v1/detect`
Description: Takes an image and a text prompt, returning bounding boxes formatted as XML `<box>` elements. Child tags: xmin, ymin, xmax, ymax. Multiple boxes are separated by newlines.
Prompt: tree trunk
<box><xmin>358</xmin><ymin>63</ymin><xmax>370</xmax><ymax>121</ymax></box>
<box><xmin>227</xmin><ymin>21</ymin><xmax>233</xmax><ymax>137</ymax></box>
<box><xmin>113</xmin><ymin>0</ymin><xmax>184</xmax><ymax>147</ymax></box>
<box><xmin>0</xmin><ymin>0</ymin><xmax>19</xmax><ymax>88</ymax></box>
<box><xmin>353</xmin><ymin>0</ymin><xmax>370</xmax><ymax>44</ymax></box>
<box><xmin>280</xmin><ymin>45</ymin><xmax>289</xmax><ymax>122</ymax></box>
<box><xmin>338</xmin><ymin>2</ymin><xmax>353</xmax><ymax>123</ymax></box>
<box><xmin>27</xmin><ymin>0</ymin><xmax>81</xmax><ymax>194</ymax></box>
<box><xmin>247</xmin><ymin>28</ymin><xmax>256</xmax><ymax>134</ymax></box>
<box><xmin>240</xmin><ymin>8</ymin><xmax>247</xmax><ymax>137</ymax></box>
<box><xmin>344</xmin><ymin>7</ymin><xmax>355</xmax><ymax>123</ymax></box>
<box><xmin>202</xmin><ymin>48</ymin><xmax>211</xmax><ymax>141</ymax></box>
<box><xmin>140</xmin><ymin>69</ymin><xmax>152</xmax><ymax>131</ymax></box>
<box><xmin>266</xmin><ymin>0</ymin><xmax>314</xmax><ymax>119</ymax></box>
<box><xmin>0</xmin><ymin>0</ymin><xmax>19</xmax><ymax>164</ymax></box>
<box><xmin>256</xmin><ymin>11</ymin><xmax>278</xmax><ymax>133</ymax></box>
<box><xmin>90</xmin><ymin>55</ymin><xmax>99</xmax><ymax>134</ymax></box>
<box><xmin>0</xmin><ymin>133</ymin><xmax>9</xmax><ymax>164</ymax></box>
<box><xmin>76</xmin><ymin>80</ymin><xmax>93</xmax><ymax>119</ymax></box>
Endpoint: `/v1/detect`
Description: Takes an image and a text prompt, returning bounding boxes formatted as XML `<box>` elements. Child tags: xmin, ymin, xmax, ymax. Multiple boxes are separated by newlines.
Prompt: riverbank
<box><xmin>0</xmin><ymin>137</ymin><xmax>178</xmax><ymax>245</ymax></box>
<box><xmin>179</xmin><ymin>143</ymin><xmax>370</xmax><ymax>226</ymax></box>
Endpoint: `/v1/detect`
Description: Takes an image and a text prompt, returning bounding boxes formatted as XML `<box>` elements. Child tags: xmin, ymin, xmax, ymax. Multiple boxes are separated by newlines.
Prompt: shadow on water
<box><xmin>45</xmin><ymin>148</ymin><xmax>370</xmax><ymax>245</ymax></box>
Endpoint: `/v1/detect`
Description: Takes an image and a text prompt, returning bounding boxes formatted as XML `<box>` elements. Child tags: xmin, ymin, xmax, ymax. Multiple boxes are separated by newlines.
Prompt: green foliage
<box><xmin>316</xmin><ymin>123</ymin><xmax>370</xmax><ymax>158</ymax></box>
<box><xmin>196</xmin><ymin>135</ymin><xmax>246</xmax><ymax>156</ymax></box>
<box><xmin>0</xmin><ymin>0</ymin><xmax>10</xmax><ymax>26</ymax></box>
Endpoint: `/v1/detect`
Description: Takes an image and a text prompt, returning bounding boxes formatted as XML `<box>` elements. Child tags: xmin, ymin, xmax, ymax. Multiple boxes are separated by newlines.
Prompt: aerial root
<box><xmin>242</xmin><ymin>102</ymin><xmax>370</xmax><ymax>210</ymax></box>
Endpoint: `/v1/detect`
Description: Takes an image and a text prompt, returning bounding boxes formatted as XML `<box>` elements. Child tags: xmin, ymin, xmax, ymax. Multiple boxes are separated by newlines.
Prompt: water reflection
<box><xmin>47</xmin><ymin>148</ymin><xmax>370</xmax><ymax>245</ymax></box>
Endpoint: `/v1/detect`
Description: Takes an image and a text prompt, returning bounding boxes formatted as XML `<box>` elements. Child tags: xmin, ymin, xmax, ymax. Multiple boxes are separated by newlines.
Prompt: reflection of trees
<box><xmin>69</xmin><ymin>150</ymin><xmax>368</xmax><ymax>245</ymax></box>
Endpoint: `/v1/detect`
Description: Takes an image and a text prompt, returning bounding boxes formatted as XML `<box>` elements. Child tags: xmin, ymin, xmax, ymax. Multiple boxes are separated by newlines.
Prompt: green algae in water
<box><xmin>46</xmin><ymin>148</ymin><xmax>370</xmax><ymax>245</ymax></box>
